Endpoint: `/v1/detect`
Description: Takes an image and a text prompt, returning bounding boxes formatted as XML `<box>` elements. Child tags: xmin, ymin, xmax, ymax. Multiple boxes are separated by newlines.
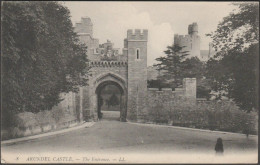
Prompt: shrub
<box><xmin>148</xmin><ymin>103</ymin><xmax>169</xmax><ymax>124</ymax></box>
<box><xmin>147</xmin><ymin>99</ymin><xmax>258</xmax><ymax>134</ymax></box>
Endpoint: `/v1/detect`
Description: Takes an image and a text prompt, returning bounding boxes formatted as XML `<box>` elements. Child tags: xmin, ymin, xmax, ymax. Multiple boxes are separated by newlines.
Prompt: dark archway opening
<box><xmin>95</xmin><ymin>81</ymin><xmax>126</xmax><ymax>121</ymax></box>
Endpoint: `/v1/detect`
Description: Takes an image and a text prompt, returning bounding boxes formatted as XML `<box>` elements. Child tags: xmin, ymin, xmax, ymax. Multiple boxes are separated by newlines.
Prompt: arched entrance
<box><xmin>95</xmin><ymin>80</ymin><xmax>127</xmax><ymax>121</ymax></box>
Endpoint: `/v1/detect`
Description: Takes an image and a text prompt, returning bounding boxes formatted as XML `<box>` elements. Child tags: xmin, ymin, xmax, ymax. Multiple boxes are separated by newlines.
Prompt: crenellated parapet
<box><xmin>127</xmin><ymin>29</ymin><xmax>148</xmax><ymax>41</ymax></box>
<box><xmin>89</xmin><ymin>61</ymin><xmax>128</xmax><ymax>67</ymax></box>
<box><xmin>174</xmin><ymin>34</ymin><xmax>191</xmax><ymax>44</ymax></box>
<box><xmin>147</xmin><ymin>78</ymin><xmax>196</xmax><ymax>99</ymax></box>
<box><xmin>148</xmin><ymin>87</ymin><xmax>185</xmax><ymax>97</ymax></box>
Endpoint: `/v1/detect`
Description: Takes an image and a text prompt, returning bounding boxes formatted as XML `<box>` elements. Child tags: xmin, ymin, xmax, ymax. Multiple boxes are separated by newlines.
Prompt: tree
<box><xmin>154</xmin><ymin>44</ymin><xmax>209</xmax><ymax>99</ymax></box>
<box><xmin>109</xmin><ymin>93</ymin><xmax>119</xmax><ymax>106</ymax></box>
<box><xmin>2</xmin><ymin>2</ymin><xmax>89</xmax><ymax>127</ymax></box>
<box><xmin>207</xmin><ymin>2</ymin><xmax>259</xmax><ymax>55</ymax></box>
<box><xmin>154</xmin><ymin>45</ymin><xmax>189</xmax><ymax>88</ymax></box>
<box><xmin>147</xmin><ymin>79</ymin><xmax>170</xmax><ymax>89</ymax></box>
<box><xmin>206</xmin><ymin>2</ymin><xmax>259</xmax><ymax>112</ymax></box>
<box><xmin>181</xmin><ymin>57</ymin><xmax>205</xmax><ymax>79</ymax></box>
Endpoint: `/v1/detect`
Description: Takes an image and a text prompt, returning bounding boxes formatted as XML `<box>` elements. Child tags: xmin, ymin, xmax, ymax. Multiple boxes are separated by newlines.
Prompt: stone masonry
<box><xmin>60</xmin><ymin>17</ymin><xmax>197</xmax><ymax>123</ymax></box>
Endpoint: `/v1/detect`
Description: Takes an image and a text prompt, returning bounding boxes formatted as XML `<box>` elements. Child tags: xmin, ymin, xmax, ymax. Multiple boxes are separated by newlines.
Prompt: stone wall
<box><xmin>145</xmin><ymin>78</ymin><xmax>196</xmax><ymax>121</ymax></box>
<box><xmin>1</xmin><ymin>92</ymin><xmax>80</xmax><ymax>140</ymax></box>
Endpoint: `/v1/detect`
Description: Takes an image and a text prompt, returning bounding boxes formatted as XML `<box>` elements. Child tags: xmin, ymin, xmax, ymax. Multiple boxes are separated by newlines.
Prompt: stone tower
<box><xmin>174</xmin><ymin>22</ymin><xmax>200</xmax><ymax>58</ymax></box>
<box><xmin>74</xmin><ymin>17</ymin><xmax>93</xmax><ymax>37</ymax></box>
<box><xmin>188</xmin><ymin>22</ymin><xmax>198</xmax><ymax>36</ymax></box>
<box><xmin>208</xmin><ymin>42</ymin><xmax>216</xmax><ymax>58</ymax></box>
<box><xmin>125</xmin><ymin>29</ymin><xmax>148</xmax><ymax>121</ymax></box>
<box><xmin>74</xmin><ymin>17</ymin><xmax>99</xmax><ymax>57</ymax></box>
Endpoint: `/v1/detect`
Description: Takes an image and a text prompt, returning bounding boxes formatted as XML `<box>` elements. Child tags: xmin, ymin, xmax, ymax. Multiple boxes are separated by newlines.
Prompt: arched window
<box><xmin>136</xmin><ymin>48</ymin><xmax>140</xmax><ymax>59</ymax></box>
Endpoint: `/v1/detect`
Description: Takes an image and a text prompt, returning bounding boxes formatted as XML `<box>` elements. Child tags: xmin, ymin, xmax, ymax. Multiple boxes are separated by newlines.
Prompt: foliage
<box><xmin>181</xmin><ymin>57</ymin><xmax>205</xmax><ymax>79</ymax></box>
<box><xmin>206</xmin><ymin>2</ymin><xmax>259</xmax><ymax>112</ymax></box>
<box><xmin>147</xmin><ymin>100</ymin><xmax>258</xmax><ymax>134</ymax></box>
<box><xmin>109</xmin><ymin>93</ymin><xmax>120</xmax><ymax>106</ymax></box>
<box><xmin>154</xmin><ymin>45</ymin><xmax>189</xmax><ymax>88</ymax></box>
<box><xmin>147</xmin><ymin>79</ymin><xmax>172</xmax><ymax>90</ymax></box>
<box><xmin>153</xmin><ymin>44</ymin><xmax>210</xmax><ymax>98</ymax></box>
<box><xmin>197</xmin><ymin>78</ymin><xmax>212</xmax><ymax>100</ymax></box>
<box><xmin>2</xmin><ymin>2</ymin><xmax>89</xmax><ymax>128</ymax></box>
<box><xmin>206</xmin><ymin>2</ymin><xmax>259</xmax><ymax>54</ymax></box>
<box><xmin>147</xmin><ymin>102</ymin><xmax>168</xmax><ymax>123</ymax></box>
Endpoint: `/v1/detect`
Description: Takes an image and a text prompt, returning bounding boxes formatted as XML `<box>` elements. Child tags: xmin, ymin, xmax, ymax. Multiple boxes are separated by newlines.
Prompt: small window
<box><xmin>136</xmin><ymin>49</ymin><xmax>140</xmax><ymax>59</ymax></box>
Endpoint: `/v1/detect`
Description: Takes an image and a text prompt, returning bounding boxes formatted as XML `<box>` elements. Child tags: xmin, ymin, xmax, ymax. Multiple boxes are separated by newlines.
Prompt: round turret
<box><xmin>188</xmin><ymin>22</ymin><xmax>198</xmax><ymax>36</ymax></box>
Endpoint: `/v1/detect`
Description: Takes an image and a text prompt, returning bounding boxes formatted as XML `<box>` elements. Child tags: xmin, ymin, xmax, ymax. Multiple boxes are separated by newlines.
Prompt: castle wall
<box><xmin>147</xmin><ymin>78</ymin><xmax>196</xmax><ymax>106</ymax></box>
<box><xmin>183</xmin><ymin>78</ymin><xmax>196</xmax><ymax>100</ymax></box>
<box><xmin>146</xmin><ymin>78</ymin><xmax>196</xmax><ymax>121</ymax></box>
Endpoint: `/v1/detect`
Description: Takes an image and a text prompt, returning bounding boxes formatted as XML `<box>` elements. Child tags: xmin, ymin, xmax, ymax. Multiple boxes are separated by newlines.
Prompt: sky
<box><xmin>64</xmin><ymin>2</ymin><xmax>237</xmax><ymax>66</ymax></box>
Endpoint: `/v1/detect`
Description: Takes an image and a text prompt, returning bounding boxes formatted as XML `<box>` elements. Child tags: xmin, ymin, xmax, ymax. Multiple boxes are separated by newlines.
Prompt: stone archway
<box><xmin>95</xmin><ymin>81</ymin><xmax>126</xmax><ymax>121</ymax></box>
<box><xmin>91</xmin><ymin>73</ymin><xmax>127</xmax><ymax>122</ymax></box>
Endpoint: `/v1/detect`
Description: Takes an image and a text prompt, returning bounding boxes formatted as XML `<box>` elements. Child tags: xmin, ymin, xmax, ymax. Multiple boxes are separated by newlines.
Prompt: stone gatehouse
<box><xmin>64</xmin><ymin>17</ymin><xmax>196</xmax><ymax>123</ymax></box>
<box><xmin>74</xmin><ymin>17</ymin><xmax>149</xmax><ymax>122</ymax></box>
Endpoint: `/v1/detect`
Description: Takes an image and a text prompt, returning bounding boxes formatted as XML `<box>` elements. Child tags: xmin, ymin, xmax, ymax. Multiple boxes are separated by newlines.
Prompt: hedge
<box><xmin>147</xmin><ymin>99</ymin><xmax>258</xmax><ymax>135</ymax></box>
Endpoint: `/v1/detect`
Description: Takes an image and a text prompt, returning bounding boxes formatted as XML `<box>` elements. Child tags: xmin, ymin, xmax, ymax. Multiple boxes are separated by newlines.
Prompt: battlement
<box><xmin>127</xmin><ymin>29</ymin><xmax>148</xmax><ymax>41</ymax></box>
<box><xmin>89</xmin><ymin>61</ymin><xmax>127</xmax><ymax>67</ymax></box>
<box><xmin>148</xmin><ymin>88</ymin><xmax>184</xmax><ymax>92</ymax></box>
<box><xmin>148</xmin><ymin>87</ymin><xmax>185</xmax><ymax>98</ymax></box>
<box><xmin>148</xmin><ymin>78</ymin><xmax>196</xmax><ymax>99</ymax></box>
<box><xmin>174</xmin><ymin>34</ymin><xmax>191</xmax><ymax>41</ymax></box>
<box><xmin>174</xmin><ymin>34</ymin><xmax>192</xmax><ymax>45</ymax></box>
<box><xmin>183</xmin><ymin>78</ymin><xmax>196</xmax><ymax>83</ymax></box>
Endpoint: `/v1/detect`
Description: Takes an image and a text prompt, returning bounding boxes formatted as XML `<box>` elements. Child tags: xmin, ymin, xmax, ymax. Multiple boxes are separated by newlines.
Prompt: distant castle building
<box><xmin>174</xmin><ymin>22</ymin><xmax>201</xmax><ymax>59</ymax></box>
<box><xmin>174</xmin><ymin>22</ymin><xmax>215</xmax><ymax>61</ymax></box>
<box><xmin>74</xmin><ymin>17</ymin><xmax>126</xmax><ymax>61</ymax></box>
<box><xmin>147</xmin><ymin>22</ymin><xmax>216</xmax><ymax>81</ymax></box>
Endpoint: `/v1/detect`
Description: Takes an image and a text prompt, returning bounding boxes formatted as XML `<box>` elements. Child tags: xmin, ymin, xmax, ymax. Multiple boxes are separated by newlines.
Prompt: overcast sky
<box><xmin>64</xmin><ymin>2</ymin><xmax>237</xmax><ymax>66</ymax></box>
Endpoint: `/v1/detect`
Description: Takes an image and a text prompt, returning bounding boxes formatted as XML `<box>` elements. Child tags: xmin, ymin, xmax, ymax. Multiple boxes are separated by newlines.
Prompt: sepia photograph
<box><xmin>1</xmin><ymin>1</ymin><xmax>259</xmax><ymax>164</ymax></box>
